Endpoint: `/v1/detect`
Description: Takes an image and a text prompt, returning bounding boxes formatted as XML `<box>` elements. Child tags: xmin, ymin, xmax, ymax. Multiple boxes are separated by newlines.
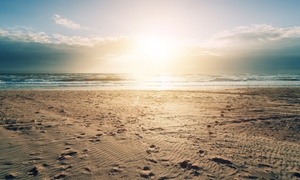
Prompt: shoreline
<box><xmin>1</xmin><ymin>86</ymin><xmax>300</xmax><ymax>91</ymax></box>
<box><xmin>1</xmin><ymin>73</ymin><xmax>300</xmax><ymax>91</ymax></box>
<box><xmin>1</xmin><ymin>88</ymin><xmax>300</xmax><ymax>179</ymax></box>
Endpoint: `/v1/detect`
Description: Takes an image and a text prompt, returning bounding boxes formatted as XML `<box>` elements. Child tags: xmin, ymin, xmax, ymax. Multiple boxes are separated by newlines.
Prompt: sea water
<box><xmin>0</xmin><ymin>73</ymin><xmax>299</xmax><ymax>90</ymax></box>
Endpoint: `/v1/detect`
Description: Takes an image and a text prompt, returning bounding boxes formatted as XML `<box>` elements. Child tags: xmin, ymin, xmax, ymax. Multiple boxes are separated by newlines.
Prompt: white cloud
<box><xmin>208</xmin><ymin>24</ymin><xmax>300</xmax><ymax>48</ymax></box>
<box><xmin>0</xmin><ymin>29</ymin><xmax>8</xmax><ymax>36</ymax></box>
<box><xmin>53</xmin><ymin>14</ymin><xmax>88</xmax><ymax>30</ymax></box>
<box><xmin>0</xmin><ymin>27</ymin><xmax>51</xmax><ymax>43</ymax></box>
<box><xmin>52</xmin><ymin>34</ymin><xmax>94</xmax><ymax>46</ymax></box>
<box><xmin>0</xmin><ymin>27</ymin><xmax>123</xmax><ymax>46</ymax></box>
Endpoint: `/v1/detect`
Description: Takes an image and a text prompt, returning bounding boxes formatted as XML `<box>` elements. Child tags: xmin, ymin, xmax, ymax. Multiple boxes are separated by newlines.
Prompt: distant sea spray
<box><xmin>0</xmin><ymin>73</ymin><xmax>299</xmax><ymax>90</ymax></box>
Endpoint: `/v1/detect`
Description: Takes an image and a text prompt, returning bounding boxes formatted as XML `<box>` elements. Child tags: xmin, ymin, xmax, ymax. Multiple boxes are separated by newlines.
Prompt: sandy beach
<box><xmin>0</xmin><ymin>88</ymin><xmax>300</xmax><ymax>179</ymax></box>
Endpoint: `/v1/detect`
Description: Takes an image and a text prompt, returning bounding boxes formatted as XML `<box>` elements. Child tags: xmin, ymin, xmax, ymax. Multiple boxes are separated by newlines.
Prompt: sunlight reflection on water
<box><xmin>0</xmin><ymin>73</ymin><xmax>299</xmax><ymax>90</ymax></box>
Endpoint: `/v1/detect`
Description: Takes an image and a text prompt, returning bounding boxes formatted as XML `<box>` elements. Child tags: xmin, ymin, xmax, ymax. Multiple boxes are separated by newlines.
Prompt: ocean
<box><xmin>0</xmin><ymin>73</ymin><xmax>300</xmax><ymax>90</ymax></box>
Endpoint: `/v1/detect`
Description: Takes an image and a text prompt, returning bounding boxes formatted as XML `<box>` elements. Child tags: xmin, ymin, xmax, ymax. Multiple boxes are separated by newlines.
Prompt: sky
<box><xmin>1</xmin><ymin>0</ymin><xmax>300</xmax><ymax>73</ymax></box>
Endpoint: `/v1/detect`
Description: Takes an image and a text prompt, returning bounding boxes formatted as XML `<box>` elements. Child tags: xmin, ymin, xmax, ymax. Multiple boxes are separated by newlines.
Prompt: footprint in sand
<box><xmin>28</xmin><ymin>166</ymin><xmax>39</xmax><ymax>176</ymax></box>
<box><xmin>82</xmin><ymin>149</ymin><xmax>89</xmax><ymax>154</ymax></box>
<box><xmin>108</xmin><ymin>164</ymin><xmax>123</xmax><ymax>175</ymax></box>
<box><xmin>293</xmin><ymin>172</ymin><xmax>300</xmax><ymax>178</ymax></box>
<box><xmin>146</xmin><ymin>144</ymin><xmax>160</xmax><ymax>154</ymax></box>
<box><xmin>83</xmin><ymin>167</ymin><xmax>91</xmax><ymax>172</ymax></box>
<box><xmin>178</xmin><ymin>160</ymin><xmax>202</xmax><ymax>176</ymax></box>
<box><xmin>3</xmin><ymin>162</ymin><xmax>13</xmax><ymax>166</ymax></box>
<box><xmin>80</xmin><ymin>167</ymin><xmax>92</xmax><ymax>175</ymax></box>
<box><xmin>75</xmin><ymin>133</ymin><xmax>86</xmax><ymax>139</ymax></box>
<box><xmin>4</xmin><ymin>173</ymin><xmax>17</xmax><ymax>179</ymax></box>
<box><xmin>198</xmin><ymin>149</ymin><xmax>206</xmax><ymax>157</ymax></box>
<box><xmin>54</xmin><ymin>172</ymin><xmax>70</xmax><ymax>179</ymax></box>
<box><xmin>179</xmin><ymin>160</ymin><xmax>191</xmax><ymax>169</ymax></box>
<box><xmin>57</xmin><ymin>150</ymin><xmax>78</xmax><ymax>161</ymax></box>
<box><xmin>58</xmin><ymin>165</ymin><xmax>72</xmax><ymax>171</ymax></box>
<box><xmin>210</xmin><ymin>157</ymin><xmax>233</xmax><ymax>165</ymax></box>
<box><xmin>95</xmin><ymin>133</ymin><xmax>103</xmax><ymax>137</ymax></box>
<box><xmin>146</xmin><ymin>158</ymin><xmax>158</xmax><ymax>164</ymax></box>
<box><xmin>89</xmin><ymin>134</ymin><xmax>102</xmax><ymax>142</ymax></box>
<box><xmin>59</xmin><ymin>109</ymin><xmax>66</xmax><ymax>113</ymax></box>
<box><xmin>139</xmin><ymin>166</ymin><xmax>155</xmax><ymax>178</ymax></box>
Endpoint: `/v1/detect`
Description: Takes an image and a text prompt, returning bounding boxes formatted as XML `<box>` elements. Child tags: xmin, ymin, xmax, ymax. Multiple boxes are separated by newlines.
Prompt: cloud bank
<box><xmin>209</xmin><ymin>24</ymin><xmax>300</xmax><ymax>49</ymax></box>
<box><xmin>0</xmin><ymin>27</ymin><xmax>126</xmax><ymax>46</ymax></box>
<box><xmin>0</xmin><ymin>27</ymin><xmax>132</xmax><ymax>72</ymax></box>
<box><xmin>194</xmin><ymin>24</ymin><xmax>300</xmax><ymax>72</ymax></box>
<box><xmin>53</xmin><ymin>14</ymin><xmax>88</xmax><ymax>30</ymax></box>
<box><xmin>1</xmin><ymin>24</ymin><xmax>300</xmax><ymax>73</ymax></box>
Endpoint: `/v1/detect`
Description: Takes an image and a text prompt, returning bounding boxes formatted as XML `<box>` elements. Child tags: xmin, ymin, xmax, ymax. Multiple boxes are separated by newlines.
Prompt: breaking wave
<box><xmin>0</xmin><ymin>73</ymin><xmax>299</xmax><ymax>90</ymax></box>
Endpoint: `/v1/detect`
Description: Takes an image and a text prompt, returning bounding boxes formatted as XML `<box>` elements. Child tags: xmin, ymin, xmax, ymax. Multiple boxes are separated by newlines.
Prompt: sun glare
<box><xmin>138</xmin><ymin>37</ymin><xmax>171</xmax><ymax>58</ymax></box>
<box><xmin>136</xmin><ymin>36</ymin><xmax>177</xmax><ymax>63</ymax></box>
<box><xmin>113</xmin><ymin>35</ymin><xmax>180</xmax><ymax>75</ymax></box>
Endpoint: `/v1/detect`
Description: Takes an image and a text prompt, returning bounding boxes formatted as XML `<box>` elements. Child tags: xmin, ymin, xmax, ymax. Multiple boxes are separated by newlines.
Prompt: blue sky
<box><xmin>1</xmin><ymin>0</ymin><xmax>300</xmax><ymax>73</ymax></box>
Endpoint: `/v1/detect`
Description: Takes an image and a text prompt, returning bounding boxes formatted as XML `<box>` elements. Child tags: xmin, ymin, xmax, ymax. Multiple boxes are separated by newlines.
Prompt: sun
<box><xmin>117</xmin><ymin>35</ymin><xmax>180</xmax><ymax>75</ymax></box>
<box><xmin>136</xmin><ymin>36</ymin><xmax>177</xmax><ymax>62</ymax></box>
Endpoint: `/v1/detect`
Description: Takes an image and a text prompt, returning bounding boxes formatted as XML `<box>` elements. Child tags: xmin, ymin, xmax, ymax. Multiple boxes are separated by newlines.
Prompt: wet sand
<box><xmin>0</xmin><ymin>88</ymin><xmax>300</xmax><ymax>179</ymax></box>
